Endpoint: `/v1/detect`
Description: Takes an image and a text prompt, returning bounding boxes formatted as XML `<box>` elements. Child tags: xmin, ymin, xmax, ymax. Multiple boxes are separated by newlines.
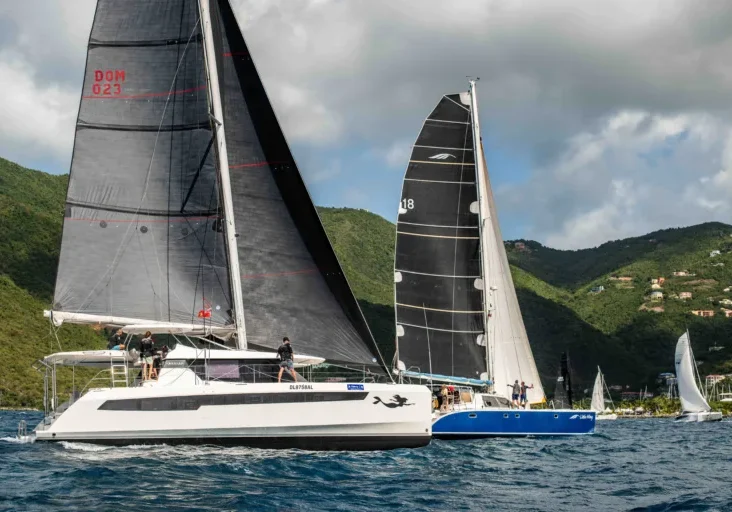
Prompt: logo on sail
<box><xmin>373</xmin><ymin>395</ymin><xmax>413</xmax><ymax>408</ymax></box>
<box><xmin>428</xmin><ymin>153</ymin><xmax>456</xmax><ymax>160</ymax></box>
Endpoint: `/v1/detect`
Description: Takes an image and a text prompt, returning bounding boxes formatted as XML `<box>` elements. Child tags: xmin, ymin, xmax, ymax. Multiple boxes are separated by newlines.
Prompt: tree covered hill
<box><xmin>0</xmin><ymin>156</ymin><xmax>730</xmax><ymax>407</ymax></box>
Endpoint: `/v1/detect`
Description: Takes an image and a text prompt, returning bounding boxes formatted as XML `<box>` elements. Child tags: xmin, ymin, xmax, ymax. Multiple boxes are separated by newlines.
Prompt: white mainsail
<box><xmin>675</xmin><ymin>332</ymin><xmax>711</xmax><ymax>413</ymax></box>
<box><xmin>591</xmin><ymin>368</ymin><xmax>605</xmax><ymax>412</ymax></box>
<box><xmin>470</xmin><ymin>82</ymin><xmax>546</xmax><ymax>404</ymax></box>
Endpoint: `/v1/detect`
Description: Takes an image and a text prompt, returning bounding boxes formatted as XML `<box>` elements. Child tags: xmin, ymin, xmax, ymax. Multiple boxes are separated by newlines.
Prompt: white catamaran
<box><xmin>26</xmin><ymin>0</ymin><xmax>431</xmax><ymax>449</ymax></box>
<box><xmin>591</xmin><ymin>367</ymin><xmax>617</xmax><ymax>421</ymax></box>
<box><xmin>674</xmin><ymin>332</ymin><xmax>722</xmax><ymax>423</ymax></box>
<box><xmin>393</xmin><ymin>80</ymin><xmax>595</xmax><ymax>436</ymax></box>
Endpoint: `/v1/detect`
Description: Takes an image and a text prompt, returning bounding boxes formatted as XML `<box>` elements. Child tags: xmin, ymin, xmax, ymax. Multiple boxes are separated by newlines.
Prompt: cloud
<box><xmin>504</xmin><ymin>110</ymin><xmax>732</xmax><ymax>249</ymax></box>
<box><xmin>0</xmin><ymin>54</ymin><xmax>77</xmax><ymax>164</ymax></box>
<box><xmin>2</xmin><ymin>0</ymin><xmax>732</xmax><ymax>247</ymax></box>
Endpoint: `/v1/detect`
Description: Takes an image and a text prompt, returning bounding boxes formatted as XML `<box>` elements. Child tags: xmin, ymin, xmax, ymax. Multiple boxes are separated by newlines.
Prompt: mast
<box><xmin>468</xmin><ymin>79</ymin><xmax>493</xmax><ymax>383</ymax></box>
<box><xmin>199</xmin><ymin>0</ymin><xmax>247</xmax><ymax>348</ymax></box>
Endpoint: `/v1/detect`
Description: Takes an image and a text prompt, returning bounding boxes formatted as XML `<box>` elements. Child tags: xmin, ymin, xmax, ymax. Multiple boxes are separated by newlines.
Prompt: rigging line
<box><xmin>74</xmin><ymin>15</ymin><xmax>203</xmax><ymax>313</ymax></box>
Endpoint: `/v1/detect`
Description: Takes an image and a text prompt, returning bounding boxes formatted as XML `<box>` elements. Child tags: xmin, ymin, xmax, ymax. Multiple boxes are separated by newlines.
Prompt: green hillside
<box><xmin>0</xmin><ymin>156</ymin><xmax>731</xmax><ymax>407</ymax></box>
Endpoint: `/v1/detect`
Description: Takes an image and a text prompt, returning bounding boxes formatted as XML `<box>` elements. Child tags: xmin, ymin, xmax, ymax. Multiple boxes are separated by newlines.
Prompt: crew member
<box><xmin>277</xmin><ymin>337</ymin><xmax>296</xmax><ymax>383</ymax></box>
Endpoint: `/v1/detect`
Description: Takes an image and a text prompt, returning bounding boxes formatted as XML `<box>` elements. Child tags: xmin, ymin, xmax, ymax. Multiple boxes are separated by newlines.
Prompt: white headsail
<box><xmin>591</xmin><ymin>368</ymin><xmax>605</xmax><ymax>412</ymax></box>
<box><xmin>675</xmin><ymin>332</ymin><xmax>710</xmax><ymax>413</ymax></box>
<box><xmin>470</xmin><ymin>82</ymin><xmax>546</xmax><ymax>404</ymax></box>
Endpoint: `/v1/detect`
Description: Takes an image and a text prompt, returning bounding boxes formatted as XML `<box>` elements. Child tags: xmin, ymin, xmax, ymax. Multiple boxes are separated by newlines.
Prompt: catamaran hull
<box><xmin>674</xmin><ymin>411</ymin><xmax>723</xmax><ymax>423</ymax></box>
<box><xmin>432</xmin><ymin>409</ymin><xmax>596</xmax><ymax>438</ymax></box>
<box><xmin>33</xmin><ymin>383</ymin><xmax>432</xmax><ymax>450</ymax></box>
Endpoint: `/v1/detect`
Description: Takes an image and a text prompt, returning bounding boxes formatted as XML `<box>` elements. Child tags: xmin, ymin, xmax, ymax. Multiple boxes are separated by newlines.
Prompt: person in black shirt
<box><xmin>140</xmin><ymin>331</ymin><xmax>155</xmax><ymax>381</ymax></box>
<box><xmin>107</xmin><ymin>329</ymin><xmax>125</xmax><ymax>350</ymax></box>
<box><xmin>520</xmin><ymin>381</ymin><xmax>534</xmax><ymax>409</ymax></box>
<box><xmin>277</xmin><ymin>337</ymin><xmax>296</xmax><ymax>383</ymax></box>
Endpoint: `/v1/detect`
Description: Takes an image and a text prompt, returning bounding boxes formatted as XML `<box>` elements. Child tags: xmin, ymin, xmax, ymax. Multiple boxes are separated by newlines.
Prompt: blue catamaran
<box><xmin>393</xmin><ymin>80</ymin><xmax>595</xmax><ymax>437</ymax></box>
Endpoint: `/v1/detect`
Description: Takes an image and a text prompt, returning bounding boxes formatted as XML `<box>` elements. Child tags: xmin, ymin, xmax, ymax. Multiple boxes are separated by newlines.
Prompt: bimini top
<box><xmin>42</xmin><ymin>345</ymin><xmax>324</xmax><ymax>368</ymax></box>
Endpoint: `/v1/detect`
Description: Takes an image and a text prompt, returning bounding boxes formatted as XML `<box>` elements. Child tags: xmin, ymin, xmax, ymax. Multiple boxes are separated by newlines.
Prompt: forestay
<box><xmin>53</xmin><ymin>0</ymin><xmax>232</xmax><ymax>328</ymax></box>
<box><xmin>675</xmin><ymin>332</ymin><xmax>710</xmax><ymax>413</ymax></box>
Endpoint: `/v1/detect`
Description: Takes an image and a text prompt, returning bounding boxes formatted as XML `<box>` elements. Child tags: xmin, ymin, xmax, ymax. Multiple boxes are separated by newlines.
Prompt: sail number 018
<box><xmin>401</xmin><ymin>198</ymin><xmax>414</xmax><ymax>210</ymax></box>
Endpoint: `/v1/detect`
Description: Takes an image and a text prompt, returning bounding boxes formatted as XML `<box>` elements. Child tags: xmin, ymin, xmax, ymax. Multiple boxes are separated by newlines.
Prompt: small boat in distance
<box><xmin>674</xmin><ymin>332</ymin><xmax>722</xmax><ymax>423</ymax></box>
<box><xmin>393</xmin><ymin>80</ymin><xmax>595</xmax><ymax>437</ymax></box>
<box><xmin>591</xmin><ymin>366</ymin><xmax>617</xmax><ymax>420</ymax></box>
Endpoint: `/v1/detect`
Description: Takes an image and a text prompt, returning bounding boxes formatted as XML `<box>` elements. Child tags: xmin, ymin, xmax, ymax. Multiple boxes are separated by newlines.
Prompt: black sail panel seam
<box><xmin>89</xmin><ymin>34</ymin><xmax>203</xmax><ymax>48</ymax></box>
<box><xmin>66</xmin><ymin>201</ymin><xmax>218</xmax><ymax>218</ymax></box>
<box><xmin>77</xmin><ymin>121</ymin><xmax>210</xmax><ymax>132</ymax></box>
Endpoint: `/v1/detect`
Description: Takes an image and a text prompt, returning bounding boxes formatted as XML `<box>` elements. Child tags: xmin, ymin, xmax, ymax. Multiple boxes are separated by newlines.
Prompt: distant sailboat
<box><xmin>393</xmin><ymin>80</ymin><xmax>595</xmax><ymax>436</ymax></box>
<box><xmin>553</xmin><ymin>352</ymin><xmax>572</xmax><ymax>409</ymax></box>
<box><xmin>591</xmin><ymin>367</ymin><xmax>617</xmax><ymax>421</ymax></box>
<box><xmin>674</xmin><ymin>332</ymin><xmax>722</xmax><ymax>422</ymax></box>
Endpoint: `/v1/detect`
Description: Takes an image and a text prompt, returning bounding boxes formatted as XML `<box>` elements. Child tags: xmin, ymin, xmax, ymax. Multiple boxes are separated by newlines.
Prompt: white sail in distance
<box><xmin>675</xmin><ymin>332</ymin><xmax>710</xmax><ymax>413</ymax></box>
<box><xmin>591</xmin><ymin>368</ymin><xmax>605</xmax><ymax>412</ymax></box>
<box><xmin>470</xmin><ymin>83</ymin><xmax>545</xmax><ymax>404</ymax></box>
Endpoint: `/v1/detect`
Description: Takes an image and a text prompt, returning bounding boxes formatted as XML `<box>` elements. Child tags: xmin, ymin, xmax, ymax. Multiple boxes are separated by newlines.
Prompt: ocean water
<box><xmin>1</xmin><ymin>411</ymin><xmax>731</xmax><ymax>511</ymax></box>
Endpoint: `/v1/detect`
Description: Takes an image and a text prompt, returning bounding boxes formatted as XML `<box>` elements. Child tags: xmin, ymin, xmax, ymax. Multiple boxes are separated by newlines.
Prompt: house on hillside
<box><xmin>710</xmin><ymin>250</ymin><xmax>721</xmax><ymax>257</ymax></box>
<box><xmin>720</xmin><ymin>298</ymin><xmax>732</xmax><ymax>306</ymax></box>
<box><xmin>724</xmin><ymin>287</ymin><xmax>731</xmax><ymax>293</ymax></box>
<box><xmin>651</xmin><ymin>283</ymin><xmax>662</xmax><ymax>290</ymax></box>
<box><xmin>673</xmin><ymin>270</ymin><xmax>692</xmax><ymax>277</ymax></box>
<box><xmin>721</xmin><ymin>308</ymin><xmax>732</xmax><ymax>318</ymax></box>
<box><xmin>590</xmin><ymin>286</ymin><xmax>605</xmax><ymax>294</ymax></box>
<box><xmin>691</xmin><ymin>310</ymin><xmax>715</xmax><ymax>317</ymax></box>
<box><xmin>513</xmin><ymin>242</ymin><xmax>529</xmax><ymax>252</ymax></box>
<box><xmin>679</xmin><ymin>292</ymin><xmax>692</xmax><ymax>300</ymax></box>
<box><xmin>650</xmin><ymin>291</ymin><xmax>663</xmax><ymax>301</ymax></box>
<box><xmin>618</xmin><ymin>276</ymin><xmax>633</xmax><ymax>282</ymax></box>
<box><xmin>712</xmin><ymin>262</ymin><xmax>725</xmax><ymax>267</ymax></box>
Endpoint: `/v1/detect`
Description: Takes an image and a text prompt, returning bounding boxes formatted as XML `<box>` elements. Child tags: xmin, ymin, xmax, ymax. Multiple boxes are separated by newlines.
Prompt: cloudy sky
<box><xmin>1</xmin><ymin>0</ymin><xmax>730</xmax><ymax>249</ymax></box>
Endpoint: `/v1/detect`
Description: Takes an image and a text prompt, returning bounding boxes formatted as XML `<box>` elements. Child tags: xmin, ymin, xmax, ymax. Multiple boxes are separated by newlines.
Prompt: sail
<box><xmin>591</xmin><ymin>368</ymin><xmax>605</xmax><ymax>412</ymax></box>
<box><xmin>393</xmin><ymin>94</ymin><xmax>485</xmax><ymax>379</ymax></box>
<box><xmin>477</xmin><ymin>142</ymin><xmax>545</xmax><ymax>403</ymax></box>
<box><xmin>206</xmin><ymin>1</ymin><xmax>383</xmax><ymax>367</ymax></box>
<box><xmin>553</xmin><ymin>352</ymin><xmax>572</xmax><ymax>409</ymax></box>
<box><xmin>675</xmin><ymin>332</ymin><xmax>710</xmax><ymax>413</ymax></box>
<box><xmin>52</xmin><ymin>0</ymin><xmax>233</xmax><ymax>328</ymax></box>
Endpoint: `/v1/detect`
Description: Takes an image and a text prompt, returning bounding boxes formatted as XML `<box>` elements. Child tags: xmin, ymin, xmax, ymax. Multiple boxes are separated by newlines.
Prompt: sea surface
<box><xmin>1</xmin><ymin>411</ymin><xmax>731</xmax><ymax>511</ymax></box>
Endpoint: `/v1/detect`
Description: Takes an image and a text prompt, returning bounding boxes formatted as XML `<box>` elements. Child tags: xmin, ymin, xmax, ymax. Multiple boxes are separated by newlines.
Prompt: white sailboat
<box><xmin>591</xmin><ymin>367</ymin><xmax>617</xmax><ymax>421</ymax></box>
<box><xmin>674</xmin><ymin>332</ymin><xmax>722</xmax><ymax>423</ymax></box>
<box><xmin>393</xmin><ymin>80</ymin><xmax>595</xmax><ymax>436</ymax></box>
<box><xmin>26</xmin><ymin>0</ymin><xmax>431</xmax><ymax>449</ymax></box>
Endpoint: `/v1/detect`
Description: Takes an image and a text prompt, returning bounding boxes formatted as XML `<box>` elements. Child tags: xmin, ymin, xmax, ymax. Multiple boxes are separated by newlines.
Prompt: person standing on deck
<box><xmin>277</xmin><ymin>337</ymin><xmax>296</xmax><ymax>383</ymax></box>
<box><xmin>520</xmin><ymin>381</ymin><xmax>534</xmax><ymax>409</ymax></box>
<box><xmin>140</xmin><ymin>331</ymin><xmax>155</xmax><ymax>381</ymax></box>
<box><xmin>508</xmin><ymin>380</ymin><xmax>520</xmax><ymax>407</ymax></box>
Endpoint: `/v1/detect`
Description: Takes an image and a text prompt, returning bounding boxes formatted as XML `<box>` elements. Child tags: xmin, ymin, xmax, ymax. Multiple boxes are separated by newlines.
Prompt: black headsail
<box><xmin>52</xmin><ymin>0</ymin><xmax>232</xmax><ymax>328</ymax></box>
<box><xmin>207</xmin><ymin>1</ymin><xmax>385</xmax><ymax>368</ymax></box>
<box><xmin>553</xmin><ymin>352</ymin><xmax>573</xmax><ymax>409</ymax></box>
<box><xmin>394</xmin><ymin>94</ymin><xmax>486</xmax><ymax>379</ymax></box>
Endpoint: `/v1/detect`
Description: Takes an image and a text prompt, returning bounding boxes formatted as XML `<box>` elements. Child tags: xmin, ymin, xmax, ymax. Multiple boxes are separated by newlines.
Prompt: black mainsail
<box><xmin>49</xmin><ymin>0</ymin><xmax>385</xmax><ymax>369</ymax></box>
<box><xmin>553</xmin><ymin>352</ymin><xmax>573</xmax><ymax>409</ymax></box>
<box><xmin>53</xmin><ymin>0</ymin><xmax>232</xmax><ymax>328</ymax></box>
<box><xmin>393</xmin><ymin>93</ymin><xmax>485</xmax><ymax>379</ymax></box>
